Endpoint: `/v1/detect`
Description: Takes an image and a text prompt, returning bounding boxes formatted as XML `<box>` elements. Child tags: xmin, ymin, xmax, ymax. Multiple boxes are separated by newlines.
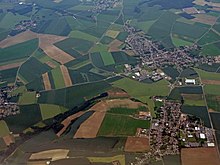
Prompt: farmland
<box><xmin>98</xmin><ymin>114</ymin><xmax>150</xmax><ymax>136</ymax></box>
<box><xmin>0</xmin><ymin>0</ymin><xmax>219</xmax><ymax>164</ymax></box>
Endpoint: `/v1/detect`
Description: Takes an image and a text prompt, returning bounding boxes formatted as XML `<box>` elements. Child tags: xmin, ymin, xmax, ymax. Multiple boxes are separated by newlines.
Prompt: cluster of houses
<box><xmin>148</xmin><ymin>98</ymin><xmax>215</xmax><ymax>161</ymax></box>
<box><xmin>13</xmin><ymin>20</ymin><xmax>37</xmax><ymax>32</ymax></box>
<box><xmin>0</xmin><ymin>86</ymin><xmax>19</xmax><ymax>119</ymax></box>
<box><xmin>123</xmin><ymin>23</ymin><xmax>217</xmax><ymax>72</ymax></box>
<box><xmin>89</xmin><ymin>0</ymin><xmax>120</xmax><ymax>14</ymax></box>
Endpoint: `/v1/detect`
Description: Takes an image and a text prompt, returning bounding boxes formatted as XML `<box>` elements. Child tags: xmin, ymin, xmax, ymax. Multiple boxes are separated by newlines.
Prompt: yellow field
<box><xmin>105</xmin><ymin>30</ymin><xmax>120</xmax><ymax>38</ymax></box>
<box><xmin>88</xmin><ymin>155</ymin><xmax>125</xmax><ymax>165</ymax></box>
<box><xmin>29</xmin><ymin>149</ymin><xmax>69</xmax><ymax>161</ymax></box>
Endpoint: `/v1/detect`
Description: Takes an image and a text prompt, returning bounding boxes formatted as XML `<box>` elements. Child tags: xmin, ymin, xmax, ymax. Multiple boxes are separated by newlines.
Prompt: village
<box><xmin>131</xmin><ymin>98</ymin><xmax>216</xmax><ymax>165</ymax></box>
<box><xmin>123</xmin><ymin>22</ymin><xmax>216</xmax><ymax>82</ymax></box>
<box><xmin>0</xmin><ymin>86</ymin><xmax>19</xmax><ymax>119</ymax></box>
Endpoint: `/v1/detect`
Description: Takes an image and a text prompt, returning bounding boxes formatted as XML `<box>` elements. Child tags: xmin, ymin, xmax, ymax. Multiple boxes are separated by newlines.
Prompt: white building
<box><xmin>185</xmin><ymin>78</ymin><xmax>196</xmax><ymax>85</ymax></box>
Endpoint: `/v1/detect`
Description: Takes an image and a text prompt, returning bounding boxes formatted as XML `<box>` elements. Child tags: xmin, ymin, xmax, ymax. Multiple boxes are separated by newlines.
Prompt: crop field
<box><xmin>38</xmin><ymin>81</ymin><xmax>111</xmax><ymax>108</ymax></box>
<box><xmin>60</xmin><ymin>65</ymin><xmax>72</xmax><ymax>87</ymax></box>
<box><xmin>210</xmin><ymin>112</ymin><xmax>220</xmax><ymax>130</ymax></box>
<box><xmin>195</xmin><ymin>68</ymin><xmax>220</xmax><ymax>80</ymax></box>
<box><xmin>5</xmin><ymin>104</ymin><xmax>42</xmax><ymax>133</ymax></box>
<box><xmin>197</xmin><ymin>29</ymin><xmax>220</xmax><ymax>45</ymax></box>
<box><xmin>108</xmin><ymin>107</ymin><xmax>147</xmax><ymax>115</ymax></box>
<box><xmin>54</xmin><ymin>37</ymin><xmax>93</xmax><ymax>55</ymax></box>
<box><xmin>68</xmin><ymin>30</ymin><xmax>98</xmax><ymax>42</ymax></box>
<box><xmin>172</xmin><ymin>21</ymin><xmax>208</xmax><ymax>41</ymax></box>
<box><xmin>201</xmin><ymin>42</ymin><xmax>220</xmax><ymax>56</ymax></box>
<box><xmin>90</xmin><ymin>52</ymin><xmax>105</xmax><ymax>68</ymax></box>
<box><xmin>0</xmin><ymin>67</ymin><xmax>18</xmax><ymax>85</ymax></box>
<box><xmin>181</xmin><ymin>148</ymin><xmax>220</xmax><ymax>165</ymax></box>
<box><xmin>0</xmin><ymin>120</ymin><xmax>10</xmax><ymax>137</ymax></box>
<box><xmin>181</xmin><ymin>105</ymin><xmax>211</xmax><ymax>127</ymax></box>
<box><xmin>172</xmin><ymin>35</ymin><xmax>193</xmax><ymax>47</ymax></box>
<box><xmin>163</xmin><ymin>155</ymin><xmax>181</xmax><ymax>165</ymax></box>
<box><xmin>113</xmin><ymin>78</ymin><xmax>169</xmax><ymax>98</ymax></box>
<box><xmin>125</xmin><ymin>137</ymin><xmax>150</xmax><ymax>152</ymax></box>
<box><xmin>148</xmin><ymin>11</ymin><xmax>179</xmax><ymax>47</ymax></box>
<box><xmin>19</xmin><ymin>57</ymin><xmax>51</xmax><ymax>83</ymax></box>
<box><xmin>206</xmin><ymin>95</ymin><xmax>220</xmax><ymax>112</ymax></box>
<box><xmin>88</xmin><ymin>155</ymin><xmax>125</xmax><ymax>165</ymax></box>
<box><xmin>51</xmin><ymin>67</ymin><xmax>66</xmax><ymax>89</ymax></box>
<box><xmin>105</xmin><ymin>30</ymin><xmax>120</xmax><ymax>38</ymax></box>
<box><xmin>98</xmin><ymin>114</ymin><xmax>150</xmax><ymax>136</ymax></box>
<box><xmin>168</xmin><ymin>86</ymin><xmax>203</xmax><ymax>100</ymax></box>
<box><xmin>42</xmin><ymin>72</ymin><xmax>52</xmax><ymax>90</ymax></box>
<box><xmin>162</xmin><ymin>66</ymin><xmax>180</xmax><ymax>81</ymax></box>
<box><xmin>204</xmin><ymin>84</ymin><xmax>220</xmax><ymax>95</ymax></box>
<box><xmin>0</xmin><ymin>38</ymin><xmax>38</xmax><ymax>64</ymax></box>
<box><xmin>100</xmin><ymin>51</ymin><xmax>115</xmax><ymax>66</ymax></box>
<box><xmin>198</xmin><ymin>63</ymin><xmax>220</xmax><ymax>72</ymax></box>
<box><xmin>180</xmin><ymin>68</ymin><xmax>198</xmax><ymax>78</ymax></box>
<box><xmin>18</xmin><ymin>91</ymin><xmax>37</xmax><ymax>105</ymax></box>
<box><xmin>39</xmin><ymin>104</ymin><xmax>67</xmax><ymax>120</ymax></box>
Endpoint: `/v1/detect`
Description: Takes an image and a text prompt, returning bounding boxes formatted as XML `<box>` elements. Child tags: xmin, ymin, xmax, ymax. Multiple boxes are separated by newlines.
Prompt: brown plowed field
<box><xmin>60</xmin><ymin>65</ymin><xmax>72</xmax><ymax>87</ymax></box>
<box><xmin>0</xmin><ymin>31</ymin><xmax>74</xmax><ymax>64</ymax></box>
<box><xmin>3</xmin><ymin>135</ymin><xmax>15</xmax><ymax>146</ymax></box>
<box><xmin>74</xmin><ymin>99</ymin><xmax>147</xmax><ymax>138</ymax></box>
<box><xmin>124</xmin><ymin>137</ymin><xmax>150</xmax><ymax>152</ymax></box>
<box><xmin>42</xmin><ymin>73</ymin><xmax>52</xmax><ymax>91</ymax></box>
<box><xmin>109</xmin><ymin>39</ymin><xmax>123</xmax><ymax>52</ymax></box>
<box><xmin>56</xmin><ymin>111</ymin><xmax>85</xmax><ymax>137</ymax></box>
<box><xmin>0</xmin><ymin>30</ymin><xmax>37</xmax><ymax>48</ymax></box>
<box><xmin>45</xmin><ymin>61</ymin><xmax>57</xmax><ymax>69</ymax></box>
<box><xmin>202</xmin><ymin>79</ymin><xmax>220</xmax><ymax>85</ymax></box>
<box><xmin>0</xmin><ymin>62</ymin><xmax>22</xmax><ymax>70</ymax></box>
<box><xmin>181</xmin><ymin>147</ymin><xmax>220</xmax><ymax>165</ymax></box>
<box><xmin>192</xmin><ymin>14</ymin><xmax>217</xmax><ymax>25</ymax></box>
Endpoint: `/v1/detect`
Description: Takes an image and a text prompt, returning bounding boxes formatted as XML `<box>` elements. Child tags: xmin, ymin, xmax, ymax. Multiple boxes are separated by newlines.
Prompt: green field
<box><xmin>108</xmin><ymin>106</ymin><xmax>147</xmax><ymax>115</ymax></box>
<box><xmin>68</xmin><ymin>30</ymin><xmax>98</xmax><ymax>42</ymax></box>
<box><xmin>100</xmin><ymin>51</ymin><xmax>115</xmax><ymax>66</ymax></box>
<box><xmin>195</xmin><ymin>68</ymin><xmax>220</xmax><ymax>80</ymax></box>
<box><xmin>39</xmin><ymin>104</ymin><xmax>68</xmax><ymax>120</ymax></box>
<box><xmin>98</xmin><ymin>113</ymin><xmax>150</xmax><ymax>136</ymax></box>
<box><xmin>18</xmin><ymin>91</ymin><xmax>37</xmax><ymax>105</ymax></box>
<box><xmin>51</xmin><ymin>67</ymin><xmax>65</xmax><ymax>89</ymax></box>
<box><xmin>0</xmin><ymin>120</ymin><xmax>10</xmax><ymax>137</ymax></box>
<box><xmin>201</xmin><ymin>42</ymin><xmax>220</xmax><ymax>56</ymax></box>
<box><xmin>113</xmin><ymin>78</ymin><xmax>169</xmax><ymax>97</ymax></box>
<box><xmin>0</xmin><ymin>39</ymin><xmax>39</xmax><ymax>64</ymax></box>
<box><xmin>172</xmin><ymin>35</ymin><xmax>193</xmax><ymax>47</ymax></box>
<box><xmin>206</xmin><ymin>95</ymin><xmax>220</xmax><ymax>112</ymax></box>
<box><xmin>204</xmin><ymin>84</ymin><xmax>220</xmax><ymax>95</ymax></box>
<box><xmin>197</xmin><ymin>29</ymin><xmax>220</xmax><ymax>45</ymax></box>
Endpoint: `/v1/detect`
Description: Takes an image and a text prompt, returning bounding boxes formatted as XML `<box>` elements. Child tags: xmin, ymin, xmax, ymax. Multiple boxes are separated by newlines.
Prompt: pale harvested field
<box><xmin>56</xmin><ymin>111</ymin><xmax>85</xmax><ymax>137</ymax></box>
<box><xmin>42</xmin><ymin>73</ymin><xmax>51</xmax><ymax>91</ymax></box>
<box><xmin>60</xmin><ymin>65</ymin><xmax>72</xmax><ymax>87</ymax></box>
<box><xmin>124</xmin><ymin>137</ymin><xmax>150</xmax><ymax>152</ymax></box>
<box><xmin>29</xmin><ymin>149</ymin><xmax>69</xmax><ymax>161</ymax></box>
<box><xmin>74</xmin><ymin>99</ymin><xmax>147</xmax><ymax>138</ymax></box>
<box><xmin>183</xmin><ymin>7</ymin><xmax>199</xmax><ymax>14</ymax></box>
<box><xmin>109</xmin><ymin>39</ymin><xmax>123</xmax><ymax>52</ymax></box>
<box><xmin>106</xmin><ymin>30</ymin><xmax>120</xmax><ymax>38</ymax></box>
<box><xmin>0</xmin><ymin>62</ymin><xmax>22</xmax><ymax>70</ymax></box>
<box><xmin>107</xmin><ymin>90</ymin><xmax>130</xmax><ymax>98</ymax></box>
<box><xmin>3</xmin><ymin>134</ymin><xmax>15</xmax><ymax>146</ymax></box>
<box><xmin>193</xmin><ymin>0</ymin><xmax>220</xmax><ymax>7</ymax></box>
<box><xmin>27</xmin><ymin>160</ymin><xmax>48</xmax><ymax>165</ymax></box>
<box><xmin>45</xmin><ymin>61</ymin><xmax>57</xmax><ymax>69</ymax></box>
<box><xmin>181</xmin><ymin>147</ymin><xmax>220</xmax><ymax>165</ymax></box>
<box><xmin>202</xmin><ymin>79</ymin><xmax>220</xmax><ymax>85</ymax></box>
<box><xmin>0</xmin><ymin>30</ymin><xmax>37</xmax><ymax>48</ymax></box>
<box><xmin>74</xmin><ymin>111</ymin><xmax>107</xmax><ymax>138</ymax></box>
<box><xmin>0</xmin><ymin>31</ymin><xmax>74</xmax><ymax>64</ymax></box>
<box><xmin>192</xmin><ymin>14</ymin><xmax>218</xmax><ymax>25</ymax></box>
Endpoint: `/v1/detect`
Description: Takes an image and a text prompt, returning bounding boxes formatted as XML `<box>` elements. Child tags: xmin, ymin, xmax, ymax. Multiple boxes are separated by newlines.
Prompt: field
<box><xmin>181</xmin><ymin>106</ymin><xmax>211</xmax><ymax>127</ymax></box>
<box><xmin>113</xmin><ymin>78</ymin><xmax>169</xmax><ymax>98</ymax></box>
<box><xmin>68</xmin><ymin>30</ymin><xmax>98</xmax><ymax>42</ymax></box>
<box><xmin>181</xmin><ymin>148</ymin><xmax>220</xmax><ymax>165</ymax></box>
<box><xmin>0</xmin><ymin>120</ymin><xmax>10</xmax><ymax>137</ymax></box>
<box><xmin>51</xmin><ymin>67</ymin><xmax>66</xmax><ymax>89</ymax></box>
<box><xmin>98</xmin><ymin>114</ymin><xmax>150</xmax><ymax>136</ymax></box>
<box><xmin>42</xmin><ymin>72</ymin><xmax>52</xmax><ymax>90</ymax></box>
<box><xmin>60</xmin><ymin>65</ymin><xmax>72</xmax><ymax>87</ymax></box>
<box><xmin>18</xmin><ymin>91</ymin><xmax>37</xmax><ymax>105</ymax></box>
<box><xmin>74</xmin><ymin>99</ymin><xmax>146</xmax><ymax>138</ymax></box>
<box><xmin>210</xmin><ymin>112</ymin><xmax>220</xmax><ymax>130</ymax></box>
<box><xmin>195</xmin><ymin>68</ymin><xmax>220</xmax><ymax>80</ymax></box>
<box><xmin>39</xmin><ymin>104</ymin><xmax>68</xmax><ymax>120</ymax></box>
<box><xmin>88</xmin><ymin>155</ymin><xmax>125</xmax><ymax>165</ymax></box>
<box><xmin>124</xmin><ymin>137</ymin><xmax>150</xmax><ymax>152</ymax></box>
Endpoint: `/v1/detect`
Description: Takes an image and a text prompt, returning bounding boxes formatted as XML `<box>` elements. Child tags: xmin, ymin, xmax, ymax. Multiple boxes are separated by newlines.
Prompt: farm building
<box><xmin>185</xmin><ymin>78</ymin><xmax>196</xmax><ymax>85</ymax></box>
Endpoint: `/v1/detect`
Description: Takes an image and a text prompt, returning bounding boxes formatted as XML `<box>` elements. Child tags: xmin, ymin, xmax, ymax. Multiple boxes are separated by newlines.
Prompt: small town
<box><xmin>123</xmin><ymin>22</ymin><xmax>217</xmax><ymax>79</ymax></box>
<box><xmin>0</xmin><ymin>86</ymin><xmax>19</xmax><ymax>119</ymax></box>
